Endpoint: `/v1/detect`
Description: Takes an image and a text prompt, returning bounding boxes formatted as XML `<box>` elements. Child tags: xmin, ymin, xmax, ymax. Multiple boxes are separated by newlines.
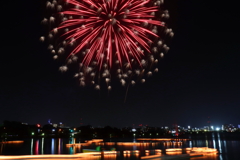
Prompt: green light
<box><xmin>31</xmin><ymin>132</ymin><xmax>34</xmax><ymax>135</ymax></box>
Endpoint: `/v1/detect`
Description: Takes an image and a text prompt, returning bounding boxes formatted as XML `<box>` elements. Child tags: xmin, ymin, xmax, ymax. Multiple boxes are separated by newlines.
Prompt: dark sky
<box><xmin>1</xmin><ymin>0</ymin><xmax>240</xmax><ymax>128</ymax></box>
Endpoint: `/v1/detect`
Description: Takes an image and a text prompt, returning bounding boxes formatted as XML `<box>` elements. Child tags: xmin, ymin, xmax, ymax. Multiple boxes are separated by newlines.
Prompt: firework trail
<box><xmin>40</xmin><ymin>0</ymin><xmax>173</xmax><ymax>90</ymax></box>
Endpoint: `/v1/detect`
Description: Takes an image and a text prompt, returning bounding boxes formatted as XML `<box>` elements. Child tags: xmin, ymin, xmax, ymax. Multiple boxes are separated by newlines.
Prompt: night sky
<box><xmin>1</xmin><ymin>0</ymin><xmax>239</xmax><ymax>128</ymax></box>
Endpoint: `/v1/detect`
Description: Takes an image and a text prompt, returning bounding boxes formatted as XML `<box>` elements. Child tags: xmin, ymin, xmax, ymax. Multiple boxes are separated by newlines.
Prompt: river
<box><xmin>1</xmin><ymin>132</ymin><xmax>240</xmax><ymax>160</ymax></box>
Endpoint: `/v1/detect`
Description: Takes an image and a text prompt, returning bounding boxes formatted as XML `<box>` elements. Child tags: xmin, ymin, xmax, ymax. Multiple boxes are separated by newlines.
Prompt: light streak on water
<box><xmin>30</xmin><ymin>139</ymin><xmax>33</xmax><ymax>155</ymax></box>
<box><xmin>51</xmin><ymin>138</ymin><xmax>55</xmax><ymax>154</ymax></box>
<box><xmin>41</xmin><ymin>138</ymin><xmax>44</xmax><ymax>154</ymax></box>
<box><xmin>189</xmin><ymin>141</ymin><xmax>192</xmax><ymax>148</ymax></box>
<box><xmin>58</xmin><ymin>138</ymin><xmax>61</xmax><ymax>154</ymax></box>
<box><xmin>35</xmin><ymin>140</ymin><xmax>39</xmax><ymax>155</ymax></box>
<box><xmin>224</xmin><ymin>140</ymin><xmax>227</xmax><ymax>153</ymax></box>
<box><xmin>218</xmin><ymin>140</ymin><xmax>222</xmax><ymax>153</ymax></box>
<box><xmin>205</xmin><ymin>140</ymin><xmax>208</xmax><ymax>148</ymax></box>
<box><xmin>213</xmin><ymin>140</ymin><xmax>216</xmax><ymax>149</ymax></box>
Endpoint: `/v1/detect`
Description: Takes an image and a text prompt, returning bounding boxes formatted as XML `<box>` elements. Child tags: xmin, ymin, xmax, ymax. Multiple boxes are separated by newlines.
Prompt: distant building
<box><xmin>203</xmin><ymin>126</ymin><xmax>210</xmax><ymax>131</ymax></box>
<box><xmin>59</xmin><ymin>122</ymin><xmax>64</xmax><ymax>128</ymax></box>
<box><xmin>222</xmin><ymin>124</ymin><xmax>235</xmax><ymax>132</ymax></box>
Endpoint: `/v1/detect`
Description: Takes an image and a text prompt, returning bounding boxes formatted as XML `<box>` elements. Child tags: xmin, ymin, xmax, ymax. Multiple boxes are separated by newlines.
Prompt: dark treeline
<box><xmin>0</xmin><ymin>120</ymin><xmax>172</xmax><ymax>140</ymax></box>
<box><xmin>1</xmin><ymin>121</ymin><xmax>240</xmax><ymax>140</ymax></box>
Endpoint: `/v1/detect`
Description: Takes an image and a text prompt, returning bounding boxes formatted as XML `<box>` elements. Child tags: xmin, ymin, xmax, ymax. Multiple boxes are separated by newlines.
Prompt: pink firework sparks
<box><xmin>41</xmin><ymin>0</ymin><xmax>173</xmax><ymax>89</ymax></box>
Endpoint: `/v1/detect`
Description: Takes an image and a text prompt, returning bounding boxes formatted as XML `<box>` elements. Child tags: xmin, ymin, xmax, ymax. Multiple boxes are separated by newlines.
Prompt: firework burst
<box><xmin>40</xmin><ymin>0</ymin><xmax>173</xmax><ymax>90</ymax></box>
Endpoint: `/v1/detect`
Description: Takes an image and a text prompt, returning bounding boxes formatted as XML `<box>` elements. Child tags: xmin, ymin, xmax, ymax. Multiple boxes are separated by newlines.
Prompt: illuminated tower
<box><xmin>207</xmin><ymin>116</ymin><xmax>211</xmax><ymax>131</ymax></box>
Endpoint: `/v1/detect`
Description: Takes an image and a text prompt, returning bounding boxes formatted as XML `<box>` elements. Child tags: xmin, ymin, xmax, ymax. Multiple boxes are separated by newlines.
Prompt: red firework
<box><xmin>41</xmin><ymin>0</ymin><xmax>173</xmax><ymax>89</ymax></box>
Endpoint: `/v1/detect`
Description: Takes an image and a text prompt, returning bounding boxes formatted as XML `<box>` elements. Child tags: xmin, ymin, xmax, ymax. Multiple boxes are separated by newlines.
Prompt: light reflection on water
<box><xmin>0</xmin><ymin>134</ymin><xmax>240</xmax><ymax>159</ymax></box>
<box><xmin>28</xmin><ymin>138</ymin><xmax>65</xmax><ymax>155</ymax></box>
<box><xmin>41</xmin><ymin>138</ymin><xmax>44</xmax><ymax>154</ymax></box>
<box><xmin>191</xmin><ymin>154</ymin><xmax>218</xmax><ymax>160</ymax></box>
<box><xmin>58</xmin><ymin>138</ymin><xmax>61</xmax><ymax>154</ymax></box>
<box><xmin>30</xmin><ymin>138</ymin><xmax>33</xmax><ymax>155</ymax></box>
<box><xmin>35</xmin><ymin>140</ymin><xmax>39</xmax><ymax>155</ymax></box>
<box><xmin>51</xmin><ymin>138</ymin><xmax>54</xmax><ymax>154</ymax></box>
